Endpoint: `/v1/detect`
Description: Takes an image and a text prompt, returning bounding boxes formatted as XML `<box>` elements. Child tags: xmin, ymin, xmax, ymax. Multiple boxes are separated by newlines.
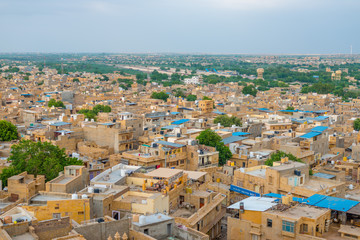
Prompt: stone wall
<box><xmin>74</xmin><ymin>218</ymin><xmax>129</xmax><ymax>240</ymax></box>
<box><xmin>33</xmin><ymin>217</ymin><xmax>72</xmax><ymax>240</ymax></box>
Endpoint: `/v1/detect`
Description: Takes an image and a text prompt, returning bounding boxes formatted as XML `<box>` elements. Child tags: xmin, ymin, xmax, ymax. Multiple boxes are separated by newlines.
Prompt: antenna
<box><xmin>43</xmin><ymin>56</ymin><xmax>46</xmax><ymax>68</ymax></box>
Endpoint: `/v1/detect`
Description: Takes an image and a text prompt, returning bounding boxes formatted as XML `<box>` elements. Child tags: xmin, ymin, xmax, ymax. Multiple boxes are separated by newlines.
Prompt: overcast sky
<box><xmin>0</xmin><ymin>0</ymin><xmax>359</xmax><ymax>54</ymax></box>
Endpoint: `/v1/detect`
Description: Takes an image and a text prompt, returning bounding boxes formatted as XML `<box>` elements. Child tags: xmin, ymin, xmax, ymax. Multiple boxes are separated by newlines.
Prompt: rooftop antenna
<box><xmin>43</xmin><ymin>56</ymin><xmax>46</xmax><ymax>68</ymax></box>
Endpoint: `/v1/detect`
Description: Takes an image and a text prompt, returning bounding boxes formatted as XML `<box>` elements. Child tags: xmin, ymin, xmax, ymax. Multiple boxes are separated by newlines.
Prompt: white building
<box><xmin>184</xmin><ymin>76</ymin><xmax>200</xmax><ymax>85</ymax></box>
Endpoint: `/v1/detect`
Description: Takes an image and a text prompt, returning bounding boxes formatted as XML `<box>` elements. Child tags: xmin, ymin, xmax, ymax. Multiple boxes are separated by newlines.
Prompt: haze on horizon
<box><xmin>0</xmin><ymin>0</ymin><xmax>359</xmax><ymax>54</ymax></box>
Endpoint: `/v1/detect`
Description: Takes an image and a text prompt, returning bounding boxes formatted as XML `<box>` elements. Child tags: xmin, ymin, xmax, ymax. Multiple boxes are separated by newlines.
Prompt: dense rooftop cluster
<box><xmin>0</xmin><ymin>54</ymin><xmax>360</xmax><ymax>239</ymax></box>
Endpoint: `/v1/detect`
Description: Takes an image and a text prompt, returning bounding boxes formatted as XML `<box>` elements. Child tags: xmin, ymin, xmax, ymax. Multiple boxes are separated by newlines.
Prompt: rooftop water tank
<box><xmin>72</xmin><ymin>193</ymin><xmax>78</xmax><ymax>199</ymax></box>
<box><xmin>139</xmin><ymin>215</ymin><xmax>146</xmax><ymax>225</ymax></box>
<box><xmin>88</xmin><ymin>187</ymin><xmax>94</xmax><ymax>193</ymax></box>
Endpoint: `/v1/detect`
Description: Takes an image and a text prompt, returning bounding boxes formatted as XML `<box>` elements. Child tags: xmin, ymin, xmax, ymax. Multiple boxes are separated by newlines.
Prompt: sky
<box><xmin>0</xmin><ymin>0</ymin><xmax>359</xmax><ymax>54</ymax></box>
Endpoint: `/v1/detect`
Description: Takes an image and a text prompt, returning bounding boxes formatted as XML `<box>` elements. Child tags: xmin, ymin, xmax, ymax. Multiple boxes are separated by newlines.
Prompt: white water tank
<box><xmin>349</xmin><ymin>184</ymin><xmax>354</xmax><ymax>190</ymax></box>
<box><xmin>82</xmin><ymin>194</ymin><xmax>88</xmax><ymax>199</ymax></box>
<box><xmin>88</xmin><ymin>187</ymin><xmax>94</xmax><ymax>193</ymax></box>
<box><xmin>72</xmin><ymin>193</ymin><xmax>78</xmax><ymax>199</ymax></box>
<box><xmin>139</xmin><ymin>215</ymin><xmax>146</xmax><ymax>225</ymax></box>
<box><xmin>120</xmin><ymin>169</ymin><xmax>126</xmax><ymax>177</ymax></box>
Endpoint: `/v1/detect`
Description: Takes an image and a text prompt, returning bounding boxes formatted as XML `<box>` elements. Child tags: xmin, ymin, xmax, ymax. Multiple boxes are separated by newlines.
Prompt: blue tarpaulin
<box><xmin>305</xmin><ymin>194</ymin><xmax>359</xmax><ymax>212</ymax></box>
<box><xmin>230</xmin><ymin>185</ymin><xmax>260</xmax><ymax>197</ymax></box>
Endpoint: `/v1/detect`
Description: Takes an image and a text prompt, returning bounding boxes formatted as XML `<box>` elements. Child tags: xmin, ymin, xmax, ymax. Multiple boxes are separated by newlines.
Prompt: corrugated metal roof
<box><xmin>222</xmin><ymin>136</ymin><xmax>247</xmax><ymax>145</ymax></box>
<box><xmin>305</xmin><ymin>194</ymin><xmax>359</xmax><ymax>212</ymax></box>
<box><xmin>300</xmin><ymin>131</ymin><xmax>321</xmax><ymax>139</ymax></box>
<box><xmin>313</xmin><ymin>172</ymin><xmax>335</xmax><ymax>179</ymax></box>
<box><xmin>172</xmin><ymin>119</ymin><xmax>190</xmax><ymax>125</ymax></box>
<box><xmin>232</xmin><ymin>132</ymin><xmax>250</xmax><ymax>136</ymax></box>
<box><xmin>50</xmin><ymin>122</ymin><xmax>71</xmax><ymax>127</ymax></box>
<box><xmin>263</xmin><ymin>193</ymin><xmax>307</xmax><ymax>203</ymax></box>
<box><xmin>155</xmin><ymin>140</ymin><xmax>185</xmax><ymax>148</ymax></box>
<box><xmin>228</xmin><ymin>197</ymin><xmax>278</xmax><ymax>211</ymax></box>
<box><xmin>347</xmin><ymin>203</ymin><xmax>360</xmax><ymax>215</ymax></box>
<box><xmin>313</xmin><ymin>116</ymin><xmax>329</xmax><ymax>121</ymax></box>
<box><xmin>213</xmin><ymin>110</ymin><xmax>226</xmax><ymax>115</ymax></box>
<box><xmin>311</xmin><ymin>126</ymin><xmax>329</xmax><ymax>132</ymax></box>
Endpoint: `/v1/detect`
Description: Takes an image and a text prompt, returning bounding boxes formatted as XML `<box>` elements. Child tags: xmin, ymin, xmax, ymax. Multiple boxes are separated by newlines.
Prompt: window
<box><xmin>78</xmin><ymin>211</ymin><xmax>84</xmax><ymax>215</ymax></box>
<box><xmin>269</xmin><ymin>176</ymin><xmax>273</xmax><ymax>185</ymax></box>
<box><xmin>267</xmin><ymin>219</ymin><xmax>272</xmax><ymax>228</ymax></box>
<box><xmin>251</xmin><ymin>235</ymin><xmax>259</xmax><ymax>240</ymax></box>
<box><xmin>301</xmin><ymin>223</ymin><xmax>308</xmax><ymax>233</ymax></box>
<box><xmin>282</xmin><ymin>220</ymin><xmax>295</xmax><ymax>233</ymax></box>
<box><xmin>144</xmin><ymin>229</ymin><xmax>149</xmax><ymax>235</ymax></box>
<box><xmin>55</xmin><ymin>204</ymin><xmax>59</xmax><ymax>210</ymax></box>
<box><xmin>52</xmin><ymin>213</ymin><xmax>61</xmax><ymax>219</ymax></box>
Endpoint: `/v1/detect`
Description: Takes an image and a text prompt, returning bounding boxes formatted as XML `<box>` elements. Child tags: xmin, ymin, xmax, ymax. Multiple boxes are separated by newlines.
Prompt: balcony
<box><xmin>198</xmin><ymin>162</ymin><xmax>218</xmax><ymax>169</ymax></box>
<box><xmin>249</xmin><ymin>223</ymin><xmax>262</xmax><ymax>236</ymax></box>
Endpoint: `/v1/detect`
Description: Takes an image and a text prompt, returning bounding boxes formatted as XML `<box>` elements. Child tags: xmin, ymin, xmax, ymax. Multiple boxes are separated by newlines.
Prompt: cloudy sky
<box><xmin>0</xmin><ymin>0</ymin><xmax>359</xmax><ymax>54</ymax></box>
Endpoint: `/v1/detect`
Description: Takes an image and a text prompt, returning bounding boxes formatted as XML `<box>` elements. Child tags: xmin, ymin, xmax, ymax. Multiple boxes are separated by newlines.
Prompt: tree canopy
<box><xmin>202</xmin><ymin>96</ymin><xmax>212</xmax><ymax>100</ymax></box>
<box><xmin>186</xmin><ymin>94</ymin><xmax>197</xmax><ymax>101</ymax></box>
<box><xmin>354</xmin><ymin>118</ymin><xmax>360</xmax><ymax>131</ymax></box>
<box><xmin>151</xmin><ymin>91</ymin><xmax>169</xmax><ymax>101</ymax></box>
<box><xmin>48</xmin><ymin>99</ymin><xmax>65</xmax><ymax>108</ymax></box>
<box><xmin>265</xmin><ymin>151</ymin><xmax>303</xmax><ymax>167</ymax></box>
<box><xmin>0</xmin><ymin>140</ymin><xmax>83</xmax><ymax>187</ymax></box>
<box><xmin>196</xmin><ymin>129</ymin><xmax>232</xmax><ymax>165</ymax></box>
<box><xmin>286</xmin><ymin>106</ymin><xmax>295</xmax><ymax>110</ymax></box>
<box><xmin>0</xmin><ymin>120</ymin><xmax>18</xmax><ymax>141</ymax></box>
<box><xmin>242</xmin><ymin>85</ymin><xmax>257</xmax><ymax>97</ymax></box>
<box><xmin>78</xmin><ymin>104</ymin><xmax>111</xmax><ymax>121</ymax></box>
<box><xmin>214</xmin><ymin>115</ymin><xmax>242</xmax><ymax>127</ymax></box>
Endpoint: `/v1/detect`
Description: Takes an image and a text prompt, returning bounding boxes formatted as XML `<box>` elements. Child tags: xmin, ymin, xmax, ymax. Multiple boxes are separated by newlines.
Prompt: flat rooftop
<box><xmin>30</xmin><ymin>193</ymin><xmax>71</xmax><ymax>203</ymax></box>
<box><xmin>12</xmin><ymin>233</ymin><xmax>36</xmax><ymax>240</ymax></box>
<box><xmin>228</xmin><ymin>197</ymin><xmax>277</xmax><ymax>211</ymax></box>
<box><xmin>301</xmin><ymin>178</ymin><xmax>338</xmax><ymax>192</ymax></box>
<box><xmin>145</xmin><ymin>168</ymin><xmax>183</xmax><ymax>179</ymax></box>
<box><xmin>246</xmin><ymin>168</ymin><xmax>266</xmax><ymax>179</ymax></box>
<box><xmin>267</xmin><ymin>204</ymin><xmax>328</xmax><ymax>220</ymax></box>
<box><xmin>270</xmin><ymin>161</ymin><xmax>306</xmax><ymax>171</ymax></box>
<box><xmin>132</xmin><ymin>213</ymin><xmax>173</xmax><ymax>227</ymax></box>
<box><xmin>91</xmin><ymin>164</ymin><xmax>141</xmax><ymax>184</ymax></box>
<box><xmin>53</xmin><ymin>176</ymin><xmax>73</xmax><ymax>184</ymax></box>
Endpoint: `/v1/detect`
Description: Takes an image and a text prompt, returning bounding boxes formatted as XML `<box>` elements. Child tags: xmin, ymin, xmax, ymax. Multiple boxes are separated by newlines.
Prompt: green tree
<box><xmin>265</xmin><ymin>151</ymin><xmax>303</xmax><ymax>166</ymax></box>
<box><xmin>214</xmin><ymin>115</ymin><xmax>242</xmax><ymax>127</ymax></box>
<box><xmin>0</xmin><ymin>120</ymin><xmax>18</xmax><ymax>141</ymax></box>
<box><xmin>196</xmin><ymin>129</ymin><xmax>232</xmax><ymax>165</ymax></box>
<box><xmin>174</xmin><ymin>89</ymin><xmax>186</xmax><ymax>98</ymax></box>
<box><xmin>202</xmin><ymin>96</ymin><xmax>212</xmax><ymax>100</ymax></box>
<box><xmin>242</xmin><ymin>85</ymin><xmax>257</xmax><ymax>97</ymax></box>
<box><xmin>78</xmin><ymin>104</ymin><xmax>111</xmax><ymax>121</ymax></box>
<box><xmin>286</xmin><ymin>106</ymin><xmax>295</xmax><ymax>110</ymax></box>
<box><xmin>354</xmin><ymin>118</ymin><xmax>360</xmax><ymax>131</ymax></box>
<box><xmin>48</xmin><ymin>99</ymin><xmax>65</xmax><ymax>108</ymax></box>
<box><xmin>186</xmin><ymin>94</ymin><xmax>197</xmax><ymax>101</ymax></box>
<box><xmin>151</xmin><ymin>91</ymin><xmax>169</xmax><ymax>101</ymax></box>
<box><xmin>73</xmin><ymin>78</ymin><xmax>80</xmax><ymax>82</ymax></box>
<box><xmin>0</xmin><ymin>140</ymin><xmax>83</xmax><ymax>187</ymax></box>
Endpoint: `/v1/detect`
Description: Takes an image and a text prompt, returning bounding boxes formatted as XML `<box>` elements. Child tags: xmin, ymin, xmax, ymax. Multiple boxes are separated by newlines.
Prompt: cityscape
<box><xmin>1</xmin><ymin>1</ymin><xmax>360</xmax><ymax>240</ymax></box>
